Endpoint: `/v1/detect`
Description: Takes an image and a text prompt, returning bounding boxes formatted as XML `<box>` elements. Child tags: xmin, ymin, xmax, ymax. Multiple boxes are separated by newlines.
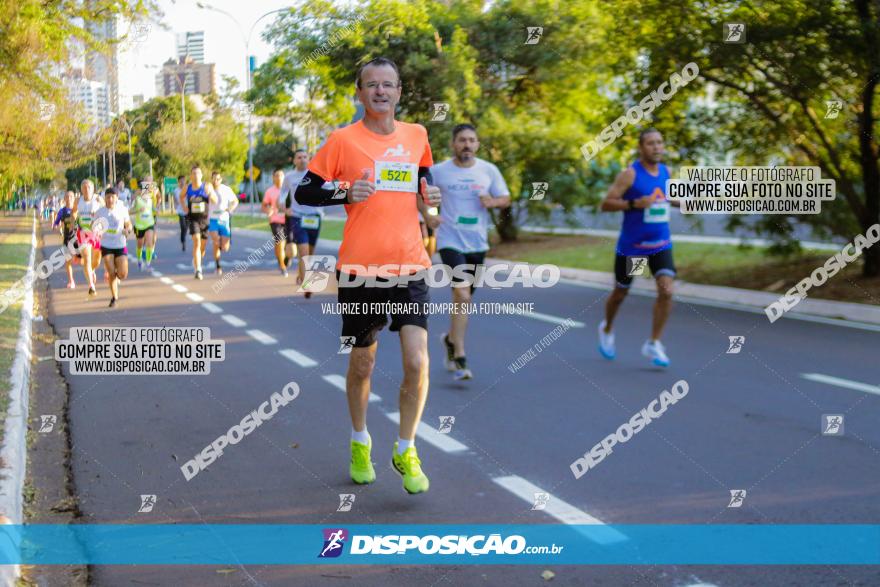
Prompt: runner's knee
<box><xmin>348</xmin><ymin>350</ymin><xmax>375</xmax><ymax>380</ymax></box>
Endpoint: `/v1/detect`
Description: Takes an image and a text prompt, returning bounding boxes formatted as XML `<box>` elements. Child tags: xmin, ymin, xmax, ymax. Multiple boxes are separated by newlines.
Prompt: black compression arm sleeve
<box><xmin>293</xmin><ymin>170</ymin><xmax>343</xmax><ymax>207</ymax></box>
<box><xmin>418</xmin><ymin>167</ymin><xmax>433</xmax><ymax>186</ymax></box>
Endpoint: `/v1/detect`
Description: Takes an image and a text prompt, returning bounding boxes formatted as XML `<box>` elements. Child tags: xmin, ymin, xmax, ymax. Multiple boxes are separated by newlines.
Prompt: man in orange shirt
<box><xmin>295</xmin><ymin>57</ymin><xmax>441</xmax><ymax>495</ymax></box>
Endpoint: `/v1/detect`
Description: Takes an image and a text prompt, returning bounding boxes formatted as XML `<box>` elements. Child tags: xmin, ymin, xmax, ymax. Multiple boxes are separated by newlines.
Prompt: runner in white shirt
<box><xmin>279</xmin><ymin>148</ymin><xmax>325</xmax><ymax>293</ymax></box>
<box><xmin>208</xmin><ymin>171</ymin><xmax>239</xmax><ymax>275</ymax></box>
<box><xmin>72</xmin><ymin>179</ymin><xmax>105</xmax><ymax>297</ymax></box>
<box><xmin>94</xmin><ymin>188</ymin><xmax>133</xmax><ymax>308</ymax></box>
<box><xmin>428</xmin><ymin>124</ymin><xmax>510</xmax><ymax>380</ymax></box>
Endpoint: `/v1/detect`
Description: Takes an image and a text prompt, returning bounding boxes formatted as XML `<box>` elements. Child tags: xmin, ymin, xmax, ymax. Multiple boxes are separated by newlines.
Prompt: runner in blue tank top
<box><xmin>597</xmin><ymin>129</ymin><xmax>678</xmax><ymax>367</ymax></box>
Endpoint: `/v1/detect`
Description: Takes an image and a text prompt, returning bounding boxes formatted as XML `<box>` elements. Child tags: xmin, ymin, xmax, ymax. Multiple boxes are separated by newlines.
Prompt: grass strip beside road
<box><xmin>0</xmin><ymin>214</ymin><xmax>34</xmax><ymax>445</ymax></box>
<box><xmin>490</xmin><ymin>233</ymin><xmax>880</xmax><ymax>305</ymax></box>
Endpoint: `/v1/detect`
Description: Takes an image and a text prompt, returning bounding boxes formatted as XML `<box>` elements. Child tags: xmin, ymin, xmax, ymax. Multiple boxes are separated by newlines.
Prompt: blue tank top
<box><xmin>186</xmin><ymin>183</ymin><xmax>208</xmax><ymax>216</ymax></box>
<box><xmin>616</xmin><ymin>160</ymin><xmax>671</xmax><ymax>256</ymax></box>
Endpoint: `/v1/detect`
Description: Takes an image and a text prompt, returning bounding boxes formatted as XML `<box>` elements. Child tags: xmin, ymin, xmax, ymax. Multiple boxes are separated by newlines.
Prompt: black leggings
<box><xmin>178</xmin><ymin>214</ymin><xmax>187</xmax><ymax>244</ymax></box>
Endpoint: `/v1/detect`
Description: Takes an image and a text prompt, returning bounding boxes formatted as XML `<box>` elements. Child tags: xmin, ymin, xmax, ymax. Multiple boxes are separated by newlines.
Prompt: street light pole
<box><xmin>196</xmin><ymin>3</ymin><xmax>289</xmax><ymax>204</ymax></box>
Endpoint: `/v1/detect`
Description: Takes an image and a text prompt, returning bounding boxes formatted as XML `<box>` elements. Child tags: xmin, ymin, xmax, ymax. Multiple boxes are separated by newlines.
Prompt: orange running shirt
<box><xmin>308</xmin><ymin>120</ymin><xmax>433</xmax><ymax>276</ymax></box>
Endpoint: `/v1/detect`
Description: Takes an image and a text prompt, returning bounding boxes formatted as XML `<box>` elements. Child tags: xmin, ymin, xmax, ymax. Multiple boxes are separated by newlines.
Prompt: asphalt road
<box><xmin>41</xmin><ymin>220</ymin><xmax>880</xmax><ymax>586</ymax></box>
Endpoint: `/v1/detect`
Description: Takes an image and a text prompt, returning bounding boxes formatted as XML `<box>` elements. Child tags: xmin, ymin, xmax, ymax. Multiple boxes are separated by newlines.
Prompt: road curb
<box><xmin>484</xmin><ymin>258</ymin><xmax>880</xmax><ymax>328</ymax></box>
<box><xmin>0</xmin><ymin>214</ymin><xmax>37</xmax><ymax>585</ymax></box>
<box><xmin>185</xmin><ymin>222</ymin><xmax>880</xmax><ymax>328</ymax></box>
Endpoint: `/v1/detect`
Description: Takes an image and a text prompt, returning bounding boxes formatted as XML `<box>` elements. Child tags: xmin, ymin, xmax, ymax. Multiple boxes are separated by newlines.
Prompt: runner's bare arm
<box><xmin>179</xmin><ymin>185</ymin><xmax>188</xmax><ymax>211</ymax></box>
<box><xmin>601</xmin><ymin>168</ymin><xmax>647</xmax><ymax>211</ymax></box>
<box><xmin>480</xmin><ymin>193</ymin><xmax>511</xmax><ymax>209</ymax></box>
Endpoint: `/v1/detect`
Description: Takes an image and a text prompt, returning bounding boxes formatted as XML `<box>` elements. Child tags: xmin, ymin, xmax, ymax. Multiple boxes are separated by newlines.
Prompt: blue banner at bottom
<box><xmin>0</xmin><ymin>524</ymin><xmax>877</xmax><ymax>565</ymax></box>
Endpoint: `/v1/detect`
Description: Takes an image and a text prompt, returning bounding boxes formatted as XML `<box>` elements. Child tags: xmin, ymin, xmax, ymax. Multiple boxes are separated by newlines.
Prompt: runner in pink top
<box><xmin>261</xmin><ymin>169</ymin><xmax>290</xmax><ymax>276</ymax></box>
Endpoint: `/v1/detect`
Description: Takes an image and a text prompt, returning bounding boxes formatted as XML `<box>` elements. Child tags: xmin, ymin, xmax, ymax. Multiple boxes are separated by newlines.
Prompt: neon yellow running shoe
<box><xmin>391</xmin><ymin>443</ymin><xmax>429</xmax><ymax>494</ymax></box>
<box><xmin>350</xmin><ymin>438</ymin><xmax>376</xmax><ymax>485</ymax></box>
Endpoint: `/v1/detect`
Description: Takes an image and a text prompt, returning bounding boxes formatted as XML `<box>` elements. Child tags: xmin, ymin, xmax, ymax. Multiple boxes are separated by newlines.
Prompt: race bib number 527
<box><xmin>375</xmin><ymin>161</ymin><xmax>418</xmax><ymax>193</ymax></box>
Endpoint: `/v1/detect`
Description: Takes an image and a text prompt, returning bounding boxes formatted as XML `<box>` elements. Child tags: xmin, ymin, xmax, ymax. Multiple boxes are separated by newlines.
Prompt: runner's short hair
<box><xmin>191</xmin><ymin>164</ymin><xmax>201</xmax><ymax>171</ymax></box>
<box><xmin>356</xmin><ymin>57</ymin><xmax>401</xmax><ymax>89</ymax></box>
<box><xmin>177</xmin><ymin>175</ymin><xmax>185</xmax><ymax>182</ymax></box>
<box><xmin>452</xmin><ymin>124</ymin><xmax>477</xmax><ymax>140</ymax></box>
<box><xmin>105</xmin><ymin>188</ymin><xmax>117</xmax><ymax>197</ymax></box>
<box><xmin>293</xmin><ymin>148</ymin><xmax>308</xmax><ymax>156</ymax></box>
<box><xmin>638</xmin><ymin>128</ymin><xmax>662</xmax><ymax>144</ymax></box>
<box><xmin>273</xmin><ymin>168</ymin><xmax>285</xmax><ymax>175</ymax></box>
<box><xmin>80</xmin><ymin>179</ymin><xmax>94</xmax><ymax>189</ymax></box>
<box><xmin>212</xmin><ymin>171</ymin><xmax>222</xmax><ymax>178</ymax></box>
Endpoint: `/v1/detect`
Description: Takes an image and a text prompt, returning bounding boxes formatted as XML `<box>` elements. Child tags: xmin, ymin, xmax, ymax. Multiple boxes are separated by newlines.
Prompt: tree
<box><xmin>252</xmin><ymin>0</ymin><xmax>609</xmax><ymax>241</ymax></box>
<box><xmin>153</xmin><ymin>112</ymin><xmax>249</xmax><ymax>185</ymax></box>
<box><xmin>606</xmin><ymin>0</ymin><xmax>880</xmax><ymax>276</ymax></box>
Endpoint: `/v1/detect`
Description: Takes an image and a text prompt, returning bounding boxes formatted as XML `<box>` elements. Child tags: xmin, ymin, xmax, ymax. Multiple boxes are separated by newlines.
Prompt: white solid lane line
<box><xmin>186</xmin><ymin>292</ymin><xmax>204</xmax><ymax>302</ymax></box>
<box><xmin>201</xmin><ymin>302</ymin><xmax>223</xmax><ymax>314</ymax></box>
<box><xmin>492</xmin><ymin>475</ymin><xmax>628</xmax><ymax>544</ymax></box>
<box><xmin>384</xmin><ymin>412</ymin><xmax>468</xmax><ymax>454</ymax></box>
<box><xmin>279</xmin><ymin>349</ymin><xmax>318</xmax><ymax>368</ymax></box>
<box><xmin>247</xmin><ymin>329</ymin><xmax>277</xmax><ymax>345</ymax></box>
<box><xmin>172</xmin><ymin>284</ymin><xmax>188</xmax><ymax>293</ymax></box>
<box><xmin>222</xmin><ymin>315</ymin><xmax>247</xmax><ymax>327</ymax></box>
<box><xmin>322</xmin><ymin>374</ymin><xmax>380</xmax><ymax>403</ymax></box>
<box><xmin>521</xmin><ymin>311</ymin><xmax>585</xmax><ymax>328</ymax></box>
<box><xmin>159</xmin><ymin>277</ymin><xmax>174</xmax><ymax>285</ymax></box>
<box><xmin>801</xmin><ymin>373</ymin><xmax>880</xmax><ymax>396</ymax></box>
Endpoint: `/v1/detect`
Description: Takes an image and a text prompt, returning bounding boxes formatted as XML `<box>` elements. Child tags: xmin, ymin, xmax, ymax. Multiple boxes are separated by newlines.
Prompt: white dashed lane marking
<box><xmin>279</xmin><ymin>349</ymin><xmax>317</xmax><ymax>368</ymax></box>
<box><xmin>322</xmin><ymin>374</ymin><xmax>380</xmax><ymax>403</ymax></box>
<box><xmin>172</xmin><ymin>284</ymin><xmax>188</xmax><ymax>293</ymax></box>
<box><xmin>492</xmin><ymin>475</ymin><xmax>628</xmax><ymax>543</ymax></box>
<box><xmin>384</xmin><ymin>412</ymin><xmax>468</xmax><ymax>454</ymax></box>
<box><xmin>247</xmin><ymin>329</ymin><xmax>277</xmax><ymax>345</ymax></box>
<box><xmin>186</xmin><ymin>292</ymin><xmax>204</xmax><ymax>302</ymax></box>
<box><xmin>801</xmin><ymin>373</ymin><xmax>880</xmax><ymax>396</ymax></box>
<box><xmin>201</xmin><ymin>302</ymin><xmax>223</xmax><ymax>314</ymax></box>
<box><xmin>222</xmin><ymin>315</ymin><xmax>247</xmax><ymax>327</ymax></box>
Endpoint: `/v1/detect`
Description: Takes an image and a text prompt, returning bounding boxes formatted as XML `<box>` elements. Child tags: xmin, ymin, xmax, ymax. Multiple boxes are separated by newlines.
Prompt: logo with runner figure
<box><xmin>532</xmin><ymin>492</ymin><xmax>550</xmax><ymax>510</ymax></box>
<box><xmin>627</xmin><ymin>256</ymin><xmax>648</xmax><ymax>276</ymax></box>
<box><xmin>138</xmin><ymin>494</ymin><xmax>157</xmax><ymax>513</ymax></box>
<box><xmin>299</xmin><ymin>255</ymin><xmax>336</xmax><ymax>294</ymax></box>
<box><xmin>529</xmin><ymin>182</ymin><xmax>548</xmax><ymax>201</ymax></box>
<box><xmin>525</xmin><ymin>27</ymin><xmax>543</xmax><ymax>44</ymax></box>
<box><xmin>38</xmin><ymin>415</ymin><xmax>57</xmax><ymax>433</ymax></box>
<box><xmin>338</xmin><ymin>336</ymin><xmax>356</xmax><ymax>354</ymax></box>
<box><xmin>318</xmin><ymin>528</ymin><xmax>348</xmax><ymax>558</ymax></box>
<box><xmin>727</xmin><ymin>489</ymin><xmax>746</xmax><ymax>508</ymax></box>
<box><xmin>824</xmin><ymin>100</ymin><xmax>842</xmax><ymax>120</ymax></box>
<box><xmin>331</xmin><ymin>180</ymin><xmax>350</xmax><ymax>200</ymax></box>
<box><xmin>431</xmin><ymin>103</ymin><xmax>450</xmax><ymax>122</ymax></box>
<box><xmin>437</xmin><ymin>416</ymin><xmax>455</xmax><ymax>433</ymax></box>
<box><xmin>821</xmin><ymin>414</ymin><xmax>844</xmax><ymax>436</ymax></box>
<box><xmin>723</xmin><ymin>23</ymin><xmax>746</xmax><ymax>43</ymax></box>
<box><xmin>726</xmin><ymin>336</ymin><xmax>745</xmax><ymax>354</ymax></box>
<box><xmin>337</xmin><ymin>494</ymin><xmax>355</xmax><ymax>512</ymax></box>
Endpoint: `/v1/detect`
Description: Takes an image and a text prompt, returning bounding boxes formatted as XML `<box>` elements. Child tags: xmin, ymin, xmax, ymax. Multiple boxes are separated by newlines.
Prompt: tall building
<box><xmin>155</xmin><ymin>56</ymin><xmax>216</xmax><ymax>97</ymax></box>
<box><xmin>84</xmin><ymin>18</ymin><xmax>120</xmax><ymax>117</ymax></box>
<box><xmin>63</xmin><ymin>69</ymin><xmax>111</xmax><ymax>129</ymax></box>
<box><xmin>176</xmin><ymin>31</ymin><xmax>206</xmax><ymax>64</ymax></box>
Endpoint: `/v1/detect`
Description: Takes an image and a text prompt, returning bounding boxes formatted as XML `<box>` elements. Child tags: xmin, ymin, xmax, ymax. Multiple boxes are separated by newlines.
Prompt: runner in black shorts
<box><xmin>179</xmin><ymin>164</ymin><xmax>216</xmax><ymax>280</ymax></box>
<box><xmin>598</xmin><ymin>129</ymin><xmax>678</xmax><ymax>368</ymax></box>
<box><xmin>93</xmin><ymin>188</ymin><xmax>133</xmax><ymax>308</ymax></box>
<box><xmin>428</xmin><ymin>123</ymin><xmax>511</xmax><ymax>380</ymax></box>
<box><xmin>293</xmin><ymin>57</ymin><xmax>441</xmax><ymax>495</ymax></box>
<box><xmin>53</xmin><ymin>190</ymin><xmax>78</xmax><ymax>289</ymax></box>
